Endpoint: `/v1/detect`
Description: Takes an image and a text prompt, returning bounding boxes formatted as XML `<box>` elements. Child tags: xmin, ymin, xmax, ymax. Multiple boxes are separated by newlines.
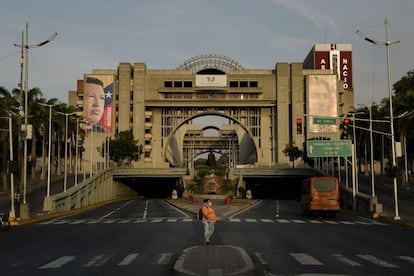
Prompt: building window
<box><xmin>230</xmin><ymin>81</ymin><xmax>238</xmax><ymax>88</ymax></box>
<box><xmin>240</xmin><ymin>81</ymin><xmax>248</xmax><ymax>88</ymax></box>
<box><xmin>164</xmin><ymin>81</ymin><xmax>173</xmax><ymax>88</ymax></box>
<box><xmin>174</xmin><ymin>81</ymin><xmax>182</xmax><ymax>88</ymax></box>
<box><xmin>184</xmin><ymin>81</ymin><xmax>192</xmax><ymax>87</ymax></box>
<box><xmin>249</xmin><ymin>81</ymin><xmax>258</xmax><ymax>87</ymax></box>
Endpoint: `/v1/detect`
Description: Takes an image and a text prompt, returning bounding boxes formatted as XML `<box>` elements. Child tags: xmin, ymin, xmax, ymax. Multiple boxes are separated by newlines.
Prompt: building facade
<box><xmin>68</xmin><ymin>46</ymin><xmax>354</xmax><ymax>173</ymax></box>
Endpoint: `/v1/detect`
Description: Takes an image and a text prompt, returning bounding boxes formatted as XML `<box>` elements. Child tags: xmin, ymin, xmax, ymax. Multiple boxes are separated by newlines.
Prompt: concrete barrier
<box><xmin>341</xmin><ymin>187</ymin><xmax>383</xmax><ymax>215</ymax></box>
<box><xmin>43</xmin><ymin>169</ymin><xmax>116</xmax><ymax>213</ymax></box>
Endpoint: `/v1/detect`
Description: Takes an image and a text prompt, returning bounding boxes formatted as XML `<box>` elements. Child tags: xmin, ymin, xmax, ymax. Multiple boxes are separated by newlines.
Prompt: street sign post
<box><xmin>306</xmin><ymin>140</ymin><xmax>352</xmax><ymax>157</ymax></box>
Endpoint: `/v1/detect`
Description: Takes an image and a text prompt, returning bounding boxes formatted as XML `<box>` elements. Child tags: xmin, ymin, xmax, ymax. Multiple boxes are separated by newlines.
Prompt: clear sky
<box><xmin>1</xmin><ymin>0</ymin><xmax>413</xmax><ymax>107</ymax></box>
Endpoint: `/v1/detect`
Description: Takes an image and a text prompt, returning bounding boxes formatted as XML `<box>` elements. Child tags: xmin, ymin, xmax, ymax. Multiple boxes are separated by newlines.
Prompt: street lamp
<box><xmin>357</xmin><ymin>18</ymin><xmax>401</xmax><ymax>219</ymax></box>
<box><xmin>57</xmin><ymin>111</ymin><xmax>77</xmax><ymax>192</ymax></box>
<box><xmin>39</xmin><ymin>103</ymin><xmax>58</xmax><ymax>198</ymax></box>
<box><xmin>73</xmin><ymin>118</ymin><xmax>88</xmax><ymax>186</ymax></box>
<box><xmin>14</xmin><ymin>22</ymin><xmax>57</xmax><ymax>215</ymax></box>
<box><xmin>358</xmin><ymin>104</ymin><xmax>376</xmax><ymax>197</ymax></box>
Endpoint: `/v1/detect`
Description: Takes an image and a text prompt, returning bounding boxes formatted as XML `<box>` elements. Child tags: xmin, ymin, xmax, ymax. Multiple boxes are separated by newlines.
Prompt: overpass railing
<box><xmin>43</xmin><ymin>167</ymin><xmax>188</xmax><ymax>214</ymax></box>
<box><xmin>43</xmin><ymin>169</ymin><xmax>115</xmax><ymax>213</ymax></box>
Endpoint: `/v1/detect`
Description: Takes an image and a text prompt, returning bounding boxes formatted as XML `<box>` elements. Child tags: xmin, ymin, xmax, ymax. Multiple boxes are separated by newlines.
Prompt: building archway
<box><xmin>163</xmin><ymin>112</ymin><xmax>257</xmax><ymax>167</ymax></box>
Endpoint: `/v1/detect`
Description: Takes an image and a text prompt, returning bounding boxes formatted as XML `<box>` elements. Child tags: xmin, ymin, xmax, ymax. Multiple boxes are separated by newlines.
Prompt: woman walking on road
<box><xmin>201</xmin><ymin>199</ymin><xmax>216</xmax><ymax>245</ymax></box>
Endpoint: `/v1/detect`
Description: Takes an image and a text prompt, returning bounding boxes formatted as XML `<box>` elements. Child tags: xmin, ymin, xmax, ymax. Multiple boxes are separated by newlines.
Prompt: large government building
<box><xmin>68</xmin><ymin>44</ymin><xmax>354</xmax><ymax>173</ymax></box>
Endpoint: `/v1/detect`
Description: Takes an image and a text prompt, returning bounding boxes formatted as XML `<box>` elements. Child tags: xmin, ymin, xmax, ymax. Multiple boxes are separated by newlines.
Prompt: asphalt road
<box><xmin>1</xmin><ymin>198</ymin><xmax>413</xmax><ymax>275</ymax></box>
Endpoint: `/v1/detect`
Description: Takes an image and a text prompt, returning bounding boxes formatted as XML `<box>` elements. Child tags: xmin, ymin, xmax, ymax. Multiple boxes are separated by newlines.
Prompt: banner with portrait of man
<box><xmin>83</xmin><ymin>74</ymin><xmax>114</xmax><ymax>133</ymax></box>
<box><xmin>307</xmin><ymin>75</ymin><xmax>338</xmax><ymax>133</ymax></box>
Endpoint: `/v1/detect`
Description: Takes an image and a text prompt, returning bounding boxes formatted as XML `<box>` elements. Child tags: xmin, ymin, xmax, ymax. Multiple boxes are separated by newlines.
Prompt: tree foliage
<box><xmin>104</xmin><ymin>131</ymin><xmax>141</xmax><ymax>166</ymax></box>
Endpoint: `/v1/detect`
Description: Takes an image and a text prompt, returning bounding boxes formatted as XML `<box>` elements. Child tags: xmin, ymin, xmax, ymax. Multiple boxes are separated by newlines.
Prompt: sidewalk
<box><xmin>0</xmin><ymin>174</ymin><xmax>66</xmax><ymax>221</ymax></box>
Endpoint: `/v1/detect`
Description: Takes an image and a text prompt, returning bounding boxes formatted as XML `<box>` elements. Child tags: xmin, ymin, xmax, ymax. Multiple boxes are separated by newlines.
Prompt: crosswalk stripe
<box><xmin>289</xmin><ymin>253</ymin><xmax>323</xmax><ymax>265</ymax></box>
<box><xmin>118</xmin><ymin>253</ymin><xmax>139</xmax><ymax>266</ymax></box>
<box><xmin>86</xmin><ymin>220</ymin><xmax>101</xmax><ymax>224</ymax></box>
<box><xmin>37</xmin><ymin>218</ymin><xmax>387</xmax><ymax>226</ymax></box>
<box><xmin>339</xmin><ymin>220</ymin><xmax>355</xmax><ymax>225</ymax></box>
<box><xmin>70</xmin><ymin>220</ymin><xmax>85</xmax><ymax>224</ymax></box>
<box><xmin>36</xmin><ymin>252</ymin><xmax>413</xmax><ymax>270</ymax></box>
<box><xmin>398</xmin><ymin>256</ymin><xmax>414</xmax><ymax>264</ymax></box>
<box><xmin>158</xmin><ymin>253</ymin><xmax>172</xmax><ymax>265</ymax></box>
<box><xmin>355</xmin><ymin>221</ymin><xmax>371</xmax><ymax>225</ymax></box>
<box><xmin>308</xmin><ymin>220</ymin><xmax>323</xmax><ymax>224</ymax></box>
<box><xmin>357</xmin><ymin>254</ymin><xmax>398</xmax><ymax>268</ymax></box>
<box><xmin>333</xmin><ymin>254</ymin><xmax>362</xmax><ymax>266</ymax></box>
<box><xmin>39</xmin><ymin>256</ymin><xmax>76</xmax><ymax>269</ymax></box>
<box><xmin>85</xmin><ymin>254</ymin><xmax>113</xmax><ymax>267</ymax></box>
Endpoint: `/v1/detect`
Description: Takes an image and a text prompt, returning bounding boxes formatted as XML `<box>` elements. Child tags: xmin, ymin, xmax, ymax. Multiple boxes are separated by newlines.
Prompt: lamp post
<box><xmin>57</xmin><ymin>111</ymin><xmax>77</xmax><ymax>192</ymax></box>
<box><xmin>72</xmin><ymin>118</ymin><xmax>88</xmax><ymax>186</ymax></box>
<box><xmin>358</xmin><ymin>104</ymin><xmax>376</xmax><ymax>197</ymax></box>
<box><xmin>14</xmin><ymin>22</ymin><xmax>57</xmax><ymax>216</ymax></box>
<box><xmin>39</xmin><ymin>103</ymin><xmax>58</xmax><ymax>198</ymax></box>
<box><xmin>357</xmin><ymin>18</ymin><xmax>401</xmax><ymax>220</ymax></box>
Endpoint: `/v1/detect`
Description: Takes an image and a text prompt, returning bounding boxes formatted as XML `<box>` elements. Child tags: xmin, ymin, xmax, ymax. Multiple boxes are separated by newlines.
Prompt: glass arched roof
<box><xmin>177</xmin><ymin>53</ymin><xmax>244</xmax><ymax>73</ymax></box>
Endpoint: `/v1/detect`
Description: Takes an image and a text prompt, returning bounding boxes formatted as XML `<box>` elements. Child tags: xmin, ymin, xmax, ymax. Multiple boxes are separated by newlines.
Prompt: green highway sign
<box><xmin>306</xmin><ymin>140</ymin><xmax>352</xmax><ymax>157</ymax></box>
<box><xmin>313</xmin><ymin>117</ymin><xmax>337</xmax><ymax>125</ymax></box>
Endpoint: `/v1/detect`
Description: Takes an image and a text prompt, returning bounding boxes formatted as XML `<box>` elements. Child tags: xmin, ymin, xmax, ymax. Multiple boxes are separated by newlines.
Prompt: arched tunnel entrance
<box><xmin>115</xmin><ymin>177</ymin><xmax>183</xmax><ymax>198</ymax></box>
<box><xmin>243</xmin><ymin>168</ymin><xmax>325</xmax><ymax>200</ymax></box>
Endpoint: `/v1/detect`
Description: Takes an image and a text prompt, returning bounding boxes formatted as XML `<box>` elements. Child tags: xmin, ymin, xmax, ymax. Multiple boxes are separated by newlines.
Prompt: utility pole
<box><xmin>14</xmin><ymin>22</ymin><xmax>57</xmax><ymax>219</ymax></box>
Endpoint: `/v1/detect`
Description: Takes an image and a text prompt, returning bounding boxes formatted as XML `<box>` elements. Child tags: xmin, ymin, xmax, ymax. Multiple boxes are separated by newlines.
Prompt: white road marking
<box><xmin>339</xmin><ymin>220</ymin><xmax>355</xmax><ymax>225</ymax></box>
<box><xmin>254</xmin><ymin>252</ymin><xmax>268</xmax><ymax>265</ymax></box>
<box><xmin>291</xmin><ymin>219</ymin><xmax>306</xmax><ymax>224</ymax></box>
<box><xmin>398</xmin><ymin>256</ymin><xmax>414</xmax><ymax>264</ymax></box>
<box><xmin>39</xmin><ymin>256</ymin><xmax>76</xmax><ymax>269</ymax></box>
<box><xmin>158</xmin><ymin>253</ymin><xmax>172</xmax><ymax>265</ymax></box>
<box><xmin>118</xmin><ymin>253</ymin><xmax>139</xmax><ymax>266</ymax></box>
<box><xmin>85</xmin><ymin>254</ymin><xmax>113</xmax><ymax>267</ymax></box>
<box><xmin>308</xmin><ymin>220</ymin><xmax>323</xmax><ymax>224</ymax></box>
<box><xmin>99</xmin><ymin>211</ymin><xmax>115</xmax><ymax>220</ymax></box>
<box><xmin>289</xmin><ymin>253</ymin><xmax>323</xmax><ymax>265</ymax></box>
<box><xmin>357</xmin><ymin>254</ymin><xmax>398</xmax><ymax>267</ymax></box>
<box><xmin>333</xmin><ymin>254</ymin><xmax>362</xmax><ymax>266</ymax></box>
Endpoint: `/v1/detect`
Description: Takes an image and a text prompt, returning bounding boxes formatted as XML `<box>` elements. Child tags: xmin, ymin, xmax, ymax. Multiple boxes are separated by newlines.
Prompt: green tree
<box><xmin>0</xmin><ymin>86</ymin><xmax>19</xmax><ymax>191</ymax></box>
<box><xmin>105</xmin><ymin>131</ymin><xmax>140</xmax><ymax>166</ymax></box>
<box><xmin>283</xmin><ymin>144</ymin><xmax>302</xmax><ymax>168</ymax></box>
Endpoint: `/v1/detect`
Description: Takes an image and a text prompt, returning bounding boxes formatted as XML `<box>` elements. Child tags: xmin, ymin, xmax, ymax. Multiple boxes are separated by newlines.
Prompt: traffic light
<box><xmin>340</xmin><ymin>117</ymin><xmax>350</xmax><ymax>139</ymax></box>
<box><xmin>296</xmin><ymin>118</ymin><xmax>303</xmax><ymax>135</ymax></box>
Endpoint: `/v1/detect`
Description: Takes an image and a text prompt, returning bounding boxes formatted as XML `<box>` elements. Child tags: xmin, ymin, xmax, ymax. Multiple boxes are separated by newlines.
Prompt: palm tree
<box><xmin>0</xmin><ymin>86</ymin><xmax>19</xmax><ymax>191</ymax></box>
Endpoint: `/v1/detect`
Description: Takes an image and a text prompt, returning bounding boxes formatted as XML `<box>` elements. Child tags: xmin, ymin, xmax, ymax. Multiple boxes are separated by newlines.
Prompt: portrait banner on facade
<box><xmin>307</xmin><ymin>75</ymin><xmax>338</xmax><ymax>133</ymax></box>
<box><xmin>84</xmin><ymin>74</ymin><xmax>114</xmax><ymax>133</ymax></box>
